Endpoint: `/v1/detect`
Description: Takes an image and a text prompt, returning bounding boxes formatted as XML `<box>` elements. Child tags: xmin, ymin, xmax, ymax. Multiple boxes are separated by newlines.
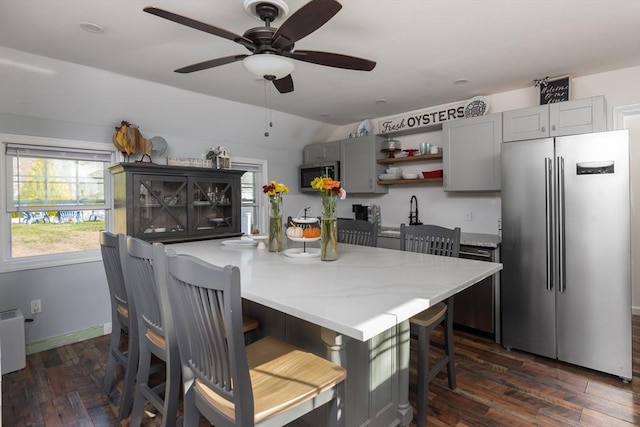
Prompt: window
<box><xmin>1</xmin><ymin>134</ymin><xmax>116</xmax><ymax>272</ymax></box>
<box><xmin>230</xmin><ymin>158</ymin><xmax>267</xmax><ymax>236</ymax></box>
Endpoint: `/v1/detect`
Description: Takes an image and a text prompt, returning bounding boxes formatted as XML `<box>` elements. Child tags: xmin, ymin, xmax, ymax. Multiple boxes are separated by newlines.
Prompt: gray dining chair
<box><xmin>123</xmin><ymin>236</ymin><xmax>181</xmax><ymax>427</ymax></box>
<box><xmin>400</xmin><ymin>223</ymin><xmax>460</xmax><ymax>427</ymax></box>
<box><xmin>165</xmin><ymin>252</ymin><xmax>348</xmax><ymax>427</ymax></box>
<box><xmin>99</xmin><ymin>231</ymin><xmax>137</xmax><ymax>420</ymax></box>
<box><xmin>337</xmin><ymin>218</ymin><xmax>378</xmax><ymax>247</ymax></box>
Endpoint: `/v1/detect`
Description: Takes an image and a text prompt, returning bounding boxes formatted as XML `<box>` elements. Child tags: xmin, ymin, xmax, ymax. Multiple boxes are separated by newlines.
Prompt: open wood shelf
<box><xmin>377</xmin><ymin>153</ymin><xmax>442</xmax><ymax>164</ymax></box>
<box><xmin>377</xmin><ymin>178</ymin><xmax>443</xmax><ymax>185</ymax></box>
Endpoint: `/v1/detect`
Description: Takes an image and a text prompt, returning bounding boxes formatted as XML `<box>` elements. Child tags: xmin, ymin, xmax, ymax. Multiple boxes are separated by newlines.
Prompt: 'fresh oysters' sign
<box><xmin>377</xmin><ymin>101</ymin><xmax>466</xmax><ymax>134</ymax></box>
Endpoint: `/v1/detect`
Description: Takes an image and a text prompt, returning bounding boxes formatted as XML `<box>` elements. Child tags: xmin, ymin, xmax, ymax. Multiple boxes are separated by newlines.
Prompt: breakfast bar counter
<box><xmin>168</xmin><ymin>239</ymin><xmax>502</xmax><ymax>426</ymax></box>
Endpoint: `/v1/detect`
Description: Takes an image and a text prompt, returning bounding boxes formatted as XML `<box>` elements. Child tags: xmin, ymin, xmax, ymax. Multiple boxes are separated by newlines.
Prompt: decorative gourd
<box><xmin>303</xmin><ymin>227</ymin><xmax>321</xmax><ymax>238</ymax></box>
<box><xmin>286</xmin><ymin>225</ymin><xmax>303</xmax><ymax>238</ymax></box>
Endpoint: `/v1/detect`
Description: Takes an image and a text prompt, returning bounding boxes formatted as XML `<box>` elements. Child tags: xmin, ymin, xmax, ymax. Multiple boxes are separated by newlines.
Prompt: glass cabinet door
<box><xmin>133</xmin><ymin>174</ymin><xmax>188</xmax><ymax>238</ymax></box>
<box><xmin>190</xmin><ymin>177</ymin><xmax>237</xmax><ymax>236</ymax></box>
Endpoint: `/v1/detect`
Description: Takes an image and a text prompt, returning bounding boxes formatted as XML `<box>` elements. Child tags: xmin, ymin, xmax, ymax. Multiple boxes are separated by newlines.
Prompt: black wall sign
<box><xmin>539</xmin><ymin>76</ymin><xmax>570</xmax><ymax>105</ymax></box>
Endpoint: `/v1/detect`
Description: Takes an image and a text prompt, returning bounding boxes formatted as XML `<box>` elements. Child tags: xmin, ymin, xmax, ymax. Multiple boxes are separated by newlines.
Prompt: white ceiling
<box><xmin>1</xmin><ymin>0</ymin><xmax>639</xmax><ymax>126</ymax></box>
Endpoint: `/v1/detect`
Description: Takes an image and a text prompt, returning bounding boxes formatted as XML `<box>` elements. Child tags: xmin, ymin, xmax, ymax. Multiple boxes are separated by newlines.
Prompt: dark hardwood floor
<box><xmin>3</xmin><ymin>315</ymin><xmax>639</xmax><ymax>426</ymax></box>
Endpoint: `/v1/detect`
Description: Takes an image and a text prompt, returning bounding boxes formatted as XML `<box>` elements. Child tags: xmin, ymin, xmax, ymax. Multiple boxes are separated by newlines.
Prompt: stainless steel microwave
<box><xmin>299</xmin><ymin>161</ymin><xmax>340</xmax><ymax>193</ymax></box>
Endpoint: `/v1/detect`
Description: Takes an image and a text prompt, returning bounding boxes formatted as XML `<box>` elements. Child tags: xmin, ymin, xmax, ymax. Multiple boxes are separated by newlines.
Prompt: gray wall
<box><xmin>0</xmin><ymin>47</ymin><xmax>337</xmax><ymax>346</ymax></box>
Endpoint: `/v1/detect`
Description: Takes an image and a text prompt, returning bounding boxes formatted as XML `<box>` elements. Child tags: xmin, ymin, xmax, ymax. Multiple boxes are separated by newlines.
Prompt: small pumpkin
<box><xmin>286</xmin><ymin>225</ymin><xmax>303</xmax><ymax>238</ymax></box>
<box><xmin>303</xmin><ymin>227</ymin><xmax>321</xmax><ymax>238</ymax></box>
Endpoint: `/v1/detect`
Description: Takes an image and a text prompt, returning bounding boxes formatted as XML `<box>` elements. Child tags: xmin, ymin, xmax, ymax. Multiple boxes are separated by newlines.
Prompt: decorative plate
<box><xmin>221</xmin><ymin>239</ymin><xmax>258</xmax><ymax>247</ymax></box>
<box><xmin>283</xmin><ymin>248</ymin><xmax>321</xmax><ymax>258</ymax></box>
<box><xmin>357</xmin><ymin>119</ymin><xmax>372</xmax><ymax>136</ymax></box>
<box><xmin>150</xmin><ymin>136</ymin><xmax>168</xmax><ymax>156</ymax></box>
<box><xmin>291</xmin><ymin>217</ymin><xmax>319</xmax><ymax>224</ymax></box>
<box><xmin>287</xmin><ymin>236</ymin><xmax>321</xmax><ymax>243</ymax></box>
<box><xmin>464</xmin><ymin>96</ymin><xmax>489</xmax><ymax>118</ymax></box>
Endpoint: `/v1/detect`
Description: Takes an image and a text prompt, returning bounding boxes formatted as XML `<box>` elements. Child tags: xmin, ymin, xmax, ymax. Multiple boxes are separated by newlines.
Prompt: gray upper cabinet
<box><xmin>340</xmin><ymin>135</ymin><xmax>388</xmax><ymax>194</ymax></box>
<box><xmin>503</xmin><ymin>96</ymin><xmax>606</xmax><ymax>142</ymax></box>
<box><xmin>442</xmin><ymin>113</ymin><xmax>502</xmax><ymax>192</ymax></box>
<box><xmin>303</xmin><ymin>141</ymin><xmax>341</xmax><ymax>164</ymax></box>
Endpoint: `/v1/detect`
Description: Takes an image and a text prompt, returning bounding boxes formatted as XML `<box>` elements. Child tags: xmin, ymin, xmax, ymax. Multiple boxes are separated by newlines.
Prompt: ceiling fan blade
<box><xmin>175</xmin><ymin>55</ymin><xmax>248</xmax><ymax>74</ymax></box>
<box><xmin>285</xmin><ymin>50</ymin><xmax>376</xmax><ymax>71</ymax></box>
<box><xmin>144</xmin><ymin>7</ymin><xmax>255</xmax><ymax>50</ymax></box>
<box><xmin>272</xmin><ymin>75</ymin><xmax>294</xmax><ymax>93</ymax></box>
<box><xmin>272</xmin><ymin>0</ymin><xmax>342</xmax><ymax>49</ymax></box>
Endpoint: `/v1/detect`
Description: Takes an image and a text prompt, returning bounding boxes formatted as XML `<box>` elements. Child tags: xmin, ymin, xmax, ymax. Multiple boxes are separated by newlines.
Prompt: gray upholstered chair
<box><xmin>99</xmin><ymin>231</ymin><xmax>137</xmax><ymax>420</ymax></box>
<box><xmin>337</xmin><ymin>218</ymin><xmax>378</xmax><ymax>247</ymax></box>
<box><xmin>400</xmin><ymin>224</ymin><xmax>460</xmax><ymax>427</ymax></box>
<box><xmin>165</xmin><ymin>252</ymin><xmax>347</xmax><ymax>427</ymax></box>
<box><xmin>123</xmin><ymin>236</ymin><xmax>181</xmax><ymax>427</ymax></box>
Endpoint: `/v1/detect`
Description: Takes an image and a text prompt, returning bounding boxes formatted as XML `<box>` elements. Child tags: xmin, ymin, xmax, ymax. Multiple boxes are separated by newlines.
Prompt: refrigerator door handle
<box><xmin>545</xmin><ymin>157</ymin><xmax>553</xmax><ymax>291</ymax></box>
<box><xmin>557</xmin><ymin>156</ymin><xmax>566</xmax><ymax>292</ymax></box>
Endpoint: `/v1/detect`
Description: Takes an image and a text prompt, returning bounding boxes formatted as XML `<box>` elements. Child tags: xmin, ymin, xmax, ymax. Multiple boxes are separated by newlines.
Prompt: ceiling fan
<box><xmin>143</xmin><ymin>0</ymin><xmax>376</xmax><ymax>94</ymax></box>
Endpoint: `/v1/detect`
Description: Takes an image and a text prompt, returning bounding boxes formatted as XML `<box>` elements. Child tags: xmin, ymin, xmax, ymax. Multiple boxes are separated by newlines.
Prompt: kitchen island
<box><xmin>168</xmin><ymin>239</ymin><xmax>502</xmax><ymax>427</ymax></box>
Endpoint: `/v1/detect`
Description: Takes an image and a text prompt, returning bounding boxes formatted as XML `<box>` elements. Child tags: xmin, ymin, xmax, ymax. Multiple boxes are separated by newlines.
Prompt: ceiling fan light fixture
<box><xmin>243</xmin><ymin>54</ymin><xmax>294</xmax><ymax>80</ymax></box>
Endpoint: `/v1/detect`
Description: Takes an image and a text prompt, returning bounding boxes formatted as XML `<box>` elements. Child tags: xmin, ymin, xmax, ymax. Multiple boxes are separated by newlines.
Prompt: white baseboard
<box><xmin>26</xmin><ymin>324</ymin><xmax>109</xmax><ymax>355</ymax></box>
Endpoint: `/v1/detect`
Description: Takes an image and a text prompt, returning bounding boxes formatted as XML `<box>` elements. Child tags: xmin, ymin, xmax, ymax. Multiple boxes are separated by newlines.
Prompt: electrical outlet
<box><xmin>31</xmin><ymin>299</ymin><xmax>42</xmax><ymax>314</ymax></box>
<box><xmin>464</xmin><ymin>211</ymin><xmax>476</xmax><ymax>221</ymax></box>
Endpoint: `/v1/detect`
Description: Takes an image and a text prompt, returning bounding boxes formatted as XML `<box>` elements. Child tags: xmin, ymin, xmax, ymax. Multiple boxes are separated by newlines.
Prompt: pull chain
<box><xmin>263</xmin><ymin>80</ymin><xmax>274</xmax><ymax>137</ymax></box>
<box><xmin>264</xmin><ymin>81</ymin><xmax>270</xmax><ymax>137</ymax></box>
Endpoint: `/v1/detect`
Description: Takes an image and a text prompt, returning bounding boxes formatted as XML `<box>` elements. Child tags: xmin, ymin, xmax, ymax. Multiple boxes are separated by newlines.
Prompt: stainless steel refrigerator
<box><xmin>501</xmin><ymin>130</ymin><xmax>632</xmax><ymax>380</ymax></box>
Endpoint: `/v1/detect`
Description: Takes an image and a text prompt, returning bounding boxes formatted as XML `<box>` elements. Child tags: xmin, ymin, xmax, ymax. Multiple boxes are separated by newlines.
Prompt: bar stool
<box><xmin>337</xmin><ymin>218</ymin><xmax>378</xmax><ymax>247</ymax></box>
<box><xmin>400</xmin><ymin>224</ymin><xmax>460</xmax><ymax>427</ymax></box>
<box><xmin>165</xmin><ymin>252</ymin><xmax>347</xmax><ymax>427</ymax></box>
<box><xmin>99</xmin><ymin>231</ymin><xmax>137</xmax><ymax>420</ymax></box>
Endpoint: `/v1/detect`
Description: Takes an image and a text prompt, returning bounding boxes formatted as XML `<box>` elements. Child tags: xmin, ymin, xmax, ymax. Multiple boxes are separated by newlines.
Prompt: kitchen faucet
<box><xmin>409</xmin><ymin>195</ymin><xmax>422</xmax><ymax>225</ymax></box>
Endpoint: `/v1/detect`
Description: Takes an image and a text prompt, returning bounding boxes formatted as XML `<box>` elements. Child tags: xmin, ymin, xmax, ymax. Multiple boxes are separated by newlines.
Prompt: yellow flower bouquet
<box><xmin>310</xmin><ymin>177</ymin><xmax>346</xmax><ymax>260</ymax></box>
<box><xmin>263</xmin><ymin>180</ymin><xmax>289</xmax><ymax>252</ymax></box>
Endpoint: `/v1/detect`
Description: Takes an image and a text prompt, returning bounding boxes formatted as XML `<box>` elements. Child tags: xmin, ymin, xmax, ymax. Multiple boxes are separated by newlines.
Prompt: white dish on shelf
<box><xmin>402</xmin><ymin>173</ymin><xmax>419</xmax><ymax>180</ymax></box>
<box><xmin>221</xmin><ymin>239</ymin><xmax>258</xmax><ymax>247</ymax></box>
<box><xmin>385</xmin><ymin>167</ymin><xmax>402</xmax><ymax>176</ymax></box>
<box><xmin>378</xmin><ymin>173</ymin><xmax>398</xmax><ymax>180</ymax></box>
<box><xmin>283</xmin><ymin>247</ymin><xmax>321</xmax><ymax>259</ymax></box>
<box><xmin>287</xmin><ymin>236</ymin><xmax>321</xmax><ymax>243</ymax></box>
<box><xmin>193</xmin><ymin>201</ymin><xmax>210</xmax><ymax>206</ymax></box>
<box><xmin>394</xmin><ymin>151</ymin><xmax>408</xmax><ymax>158</ymax></box>
<box><xmin>291</xmin><ymin>217</ymin><xmax>319</xmax><ymax>224</ymax></box>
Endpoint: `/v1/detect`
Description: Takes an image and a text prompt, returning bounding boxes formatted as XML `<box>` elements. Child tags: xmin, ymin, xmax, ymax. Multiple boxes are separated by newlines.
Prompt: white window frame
<box><xmin>0</xmin><ymin>133</ymin><xmax>117</xmax><ymax>273</ymax></box>
<box><xmin>230</xmin><ymin>157</ymin><xmax>268</xmax><ymax>235</ymax></box>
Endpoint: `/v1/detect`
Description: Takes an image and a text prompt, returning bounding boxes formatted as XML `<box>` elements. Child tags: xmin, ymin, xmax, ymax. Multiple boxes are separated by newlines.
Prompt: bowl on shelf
<box><xmin>378</xmin><ymin>173</ymin><xmax>398</xmax><ymax>180</ymax></box>
<box><xmin>386</xmin><ymin>167</ymin><xmax>402</xmax><ymax>178</ymax></box>
<box><xmin>402</xmin><ymin>173</ymin><xmax>419</xmax><ymax>180</ymax></box>
<box><xmin>422</xmin><ymin>170</ymin><xmax>444</xmax><ymax>179</ymax></box>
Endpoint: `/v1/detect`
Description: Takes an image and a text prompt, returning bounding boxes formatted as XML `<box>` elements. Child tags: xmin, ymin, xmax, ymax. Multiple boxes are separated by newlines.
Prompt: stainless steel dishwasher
<box><xmin>454</xmin><ymin>244</ymin><xmax>501</xmax><ymax>343</ymax></box>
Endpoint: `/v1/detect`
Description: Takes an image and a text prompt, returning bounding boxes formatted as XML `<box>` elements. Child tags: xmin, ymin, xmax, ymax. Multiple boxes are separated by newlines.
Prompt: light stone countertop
<box><xmin>379</xmin><ymin>226</ymin><xmax>501</xmax><ymax>248</ymax></box>
<box><xmin>168</xmin><ymin>239</ymin><xmax>502</xmax><ymax>341</ymax></box>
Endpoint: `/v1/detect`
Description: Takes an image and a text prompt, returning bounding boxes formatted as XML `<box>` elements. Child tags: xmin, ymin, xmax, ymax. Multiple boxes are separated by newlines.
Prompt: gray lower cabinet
<box><xmin>442</xmin><ymin>113</ymin><xmax>502</xmax><ymax>192</ymax></box>
<box><xmin>502</xmin><ymin>95</ymin><xmax>606</xmax><ymax>142</ymax></box>
<box><xmin>340</xmin><ymin>135</ymin><xmax>388</xmax><ymax>194</ymax></box>
<box><xmin>303</xmin><ymin>140</ymin><xmax>341</xmax><ymax>164</ymax></box>
<box><xmin>109</xmin><ymin>162</ymin><xmax>244</xmax><ymax>243</ymax></box>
